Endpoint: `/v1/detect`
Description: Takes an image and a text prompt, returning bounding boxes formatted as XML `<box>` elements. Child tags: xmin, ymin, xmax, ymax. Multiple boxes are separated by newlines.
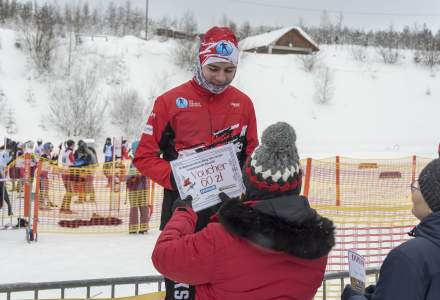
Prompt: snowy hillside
<box><xmin>0</xmin><ymin>27</ymin><xmax>439</xmax><ymax>157</ymax></box>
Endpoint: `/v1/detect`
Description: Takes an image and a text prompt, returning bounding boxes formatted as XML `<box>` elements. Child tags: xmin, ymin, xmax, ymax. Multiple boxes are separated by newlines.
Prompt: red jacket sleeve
<box><xmin>133</xmin><ymin>97</ymin><xmax>174</xmax><ymax>190</ymax></box>
<box><xmin>151</xmin><ymin>209</ymin><xmax>219</xmax><ymax>285</ymax></box>
<box><xmin>245</xmin><ymin>101</ymin><xmax>259</xmax><ymax>161</ymax></box>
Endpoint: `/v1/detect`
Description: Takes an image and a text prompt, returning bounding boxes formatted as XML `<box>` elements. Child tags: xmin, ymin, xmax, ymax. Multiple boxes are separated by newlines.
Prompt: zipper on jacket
<box><xmin>208</xmin><ymin>95</ymin><xmax>214</xmax><ymax>144</ymax></box>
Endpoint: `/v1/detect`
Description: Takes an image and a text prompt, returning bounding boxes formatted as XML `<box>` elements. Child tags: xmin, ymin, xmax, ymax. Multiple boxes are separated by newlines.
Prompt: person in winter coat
<box><xmin>135</xmin><ymin>26</ymin><xmax>259</xmax><ymax>299</ymax></box>
<box><xmin>152</xmin><ymin>122</ymin><xmax>335</xmax><ymax>300</ymax></box>
<box><xmin>72</xmin><ymin>140</ymin><xmax>96</xmax><ymax>203</ymax></box>
<box><xmin>126</xmin><ymin>141</ymin><xmax>150</xmax><ymax>234</ymax></box>
<box><xmin>342</xmin><ymin>158</ymin><xmax>440</xmax><ymax>300</ymax></box>
<box><xmin>103</xmin><ymin>137</ymin><xmax>113</xmax><ymax>162</ymax></box>
<box><xmin>60</xmin><ymin>140</ymin><xmax>75</xmax><ymax>214</ymax></box>
<box><xmin>38</xmin><ymin>142</ymin><xmax>57</xmax><ymax>209</ymax></box>
<box><xmin>0</xmin><ymin>141</ymin><xmax>13</xmax><ymax>216</ymax></box>
<box><xmin>34</xmin><ymin>139</ymin><xmax>43</xmax><ymax>156</ymax></box>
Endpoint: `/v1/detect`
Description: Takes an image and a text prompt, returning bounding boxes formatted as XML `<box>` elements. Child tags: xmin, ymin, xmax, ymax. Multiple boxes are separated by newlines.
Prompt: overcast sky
<box><xmin>37</xmin><ymin>0</ymin><xmax>440</xmax><ymax>32</ymax></box>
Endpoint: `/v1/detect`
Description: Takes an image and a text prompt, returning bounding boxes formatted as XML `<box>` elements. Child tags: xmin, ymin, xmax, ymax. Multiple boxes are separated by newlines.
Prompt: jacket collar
<box><xmin>410</xmin><ymin>211</ymin><xmax>440</xmax><ymax>248</ymax></box>
<box><xmin>218</xmin><ymin>195</ymin><xmax>335</xmax><ymax>259</ymax></box>
<box><xmin>189</xmin><ymin>78</ymin><xmax>231</xmax><ymax>98</ymax></box>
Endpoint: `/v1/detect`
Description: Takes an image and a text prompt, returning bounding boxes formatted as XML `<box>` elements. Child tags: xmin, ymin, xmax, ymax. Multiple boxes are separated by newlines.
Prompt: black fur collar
<box><xmin>218</xmin><ymin>195</ymin><xmax>335</xmax><ymax>259</ymax></box>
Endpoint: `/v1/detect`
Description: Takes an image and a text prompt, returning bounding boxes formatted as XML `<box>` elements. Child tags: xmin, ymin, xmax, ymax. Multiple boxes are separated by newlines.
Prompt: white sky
<box><xmin>34</xmin><ymin>0</ymin><xmax>440</xmax><ymax>32</ymax></box>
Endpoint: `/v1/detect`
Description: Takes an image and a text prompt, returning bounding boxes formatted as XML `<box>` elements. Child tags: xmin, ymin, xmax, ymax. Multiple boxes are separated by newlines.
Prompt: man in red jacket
<box><xmin>152</xmin><ymin>122</ymin><xmax>335</xmax><ymax>300</ymax></box>
<box><xmin>134</xmin><ymin>26</ymin><xmax>258</xmax><ymax>300</ymax></box>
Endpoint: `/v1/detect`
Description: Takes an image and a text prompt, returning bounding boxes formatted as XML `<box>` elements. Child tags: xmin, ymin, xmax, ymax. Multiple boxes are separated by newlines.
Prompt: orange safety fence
<box><xmin>0</xmin><ymin>155</ymin><xmax>433</xmax><ymax>281</ymax></box>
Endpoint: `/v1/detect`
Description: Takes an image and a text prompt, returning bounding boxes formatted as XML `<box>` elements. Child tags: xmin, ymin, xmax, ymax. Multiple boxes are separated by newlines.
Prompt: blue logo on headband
<box><xmin>215</xmin><ymin>41</ymin><xmax>234</xmax><ymax>56</ymax></box>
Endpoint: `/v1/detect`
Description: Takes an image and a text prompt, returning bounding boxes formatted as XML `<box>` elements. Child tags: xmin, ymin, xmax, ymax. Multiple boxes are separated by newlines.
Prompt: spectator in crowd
<box><xmin>60</xmin><ymin>140</ymin><xmax>75</xmax><ymax>214</ymax></box>
<box><xmin>39</xmin><ymin>142</ymin><xmax>57</xmax><ymax>209</ymax></box>
<box><xmin>152</xmin><ymin>122</ymin><xmax>335</xmax><ymax>300</ymax></box>
<box><xmin>72</xmin><ymin>140</ymin><xmax>96</xmax><ymax>203</ymax></box>
<box><xmin>103</xmin><ymin>137</ymin><xmax>114</xmax><ymax>187</ymax></box>
<box><xmin>126</xmin><ymin>141</ymin><xmax>150</xmax><ymax>234</ymax></box>
<box><xmin>34</xmin><ymin>138</ymin><xmax>43</xmax><ymax>156</ymax></box>
<box><xmin>342</xmin><ymin>158</ymin><xmax>440</xmax><ymax>300</ymax></box>
<box><xmin>103</xmin><ymin>137</ymin><xmax>113</xmax><ymax>162</ymax></box>
<box><xmin>0</xmin><ymin>140</ymin><xmax>13</xmax><ymax>216</ymax></box>
<box><xmin>121</xmin><ymin>139</ymin><xmax>130</xmax><ymax>160</ymax></box>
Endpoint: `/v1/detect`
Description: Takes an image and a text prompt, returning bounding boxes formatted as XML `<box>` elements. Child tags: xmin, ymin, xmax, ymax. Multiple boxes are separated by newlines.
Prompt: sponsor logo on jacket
<box><xmin>142</xmin><ymin>124</ymin><xmax>153</xmax><ymax>135</ymax></box>
<box><xmin>230</xmin><ymin>102</ymin><xmax>240</xmax><ymax>108</ymax></box>
<box><xmin>176</xmin><ymin>97</ymin><xmax>189</xmax><ymax>108</ymax></box>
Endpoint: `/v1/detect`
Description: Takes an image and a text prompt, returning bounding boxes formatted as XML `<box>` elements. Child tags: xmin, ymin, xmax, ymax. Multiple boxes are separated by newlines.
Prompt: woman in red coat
<box><xmin>152</xmin><ymin>122</ymin><xmax>335</xmax><ymax>300</ymax></box>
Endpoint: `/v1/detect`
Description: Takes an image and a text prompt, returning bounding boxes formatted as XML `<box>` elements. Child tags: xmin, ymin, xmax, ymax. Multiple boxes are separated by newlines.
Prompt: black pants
<box><xmin>0</xmin><ymin>181</ymin><xmax>12</xmax><ymax>216</ymax></box>
<box><xmin>161</xmin><ymin>189</ymin><xmax>222</xmax><ymax>300</ymax></box>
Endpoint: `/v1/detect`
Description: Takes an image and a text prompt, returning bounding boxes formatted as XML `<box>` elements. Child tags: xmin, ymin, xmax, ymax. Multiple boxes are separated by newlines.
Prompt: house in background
<box><xmin>239</xmin><ymin>26</ymin><xmax>319</xmax><ymax>55</ymax></box>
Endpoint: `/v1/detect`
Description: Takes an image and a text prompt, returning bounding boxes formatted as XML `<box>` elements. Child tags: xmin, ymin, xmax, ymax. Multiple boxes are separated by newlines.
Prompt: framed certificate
<box><xmin>170</xmin><ymin>143</ymin><xmax>245</xmax><ymax>212</ymax></box>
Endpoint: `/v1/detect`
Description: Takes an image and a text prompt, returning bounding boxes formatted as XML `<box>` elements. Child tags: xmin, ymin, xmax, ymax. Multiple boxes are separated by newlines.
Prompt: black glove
<box><xmin>172</xmin><ymin>195</ymin><xmax>193</xmax><ymax>212</ymax></box>
<box><xmin>219</xmin><ymin>192</ymin><xmax>240</xmax><ymax>203</ymax></box>
<box><xmin>364</xmin><ymin>285</ymin><xmax>376</xmax><ymax>299</ymax></box>
<box><xmin>341</xmin><ymin>284</ymin><xmax>365</xmax><ymax>300</ymax></box>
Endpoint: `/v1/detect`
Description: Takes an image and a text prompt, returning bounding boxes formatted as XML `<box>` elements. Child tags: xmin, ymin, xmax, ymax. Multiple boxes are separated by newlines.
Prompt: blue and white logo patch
<box><xmin>176</xmin><ymin>97</ymin><xmax>189</xmax><ymax>108</ymax></box>
<box><xmin>142</xmin><ymin>124</ymin><xmax>153</xmax><ymax>135</ymax></box>
<box><xmin>215</xmin><ymin>41</ymin><xmax>234</xmax><ymax>56</ymax></box>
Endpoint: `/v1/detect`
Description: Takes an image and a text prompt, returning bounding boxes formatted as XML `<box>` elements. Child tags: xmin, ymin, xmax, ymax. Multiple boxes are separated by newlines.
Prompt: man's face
<box><xmin>202</xmin><ymin>62</ymin><xmax>236</xmax><ymax>87</ymax></box>
<box><xmin>410</xmin><ymin>180</ymin><xmax>432</xmax><ymax>220</ymax></box>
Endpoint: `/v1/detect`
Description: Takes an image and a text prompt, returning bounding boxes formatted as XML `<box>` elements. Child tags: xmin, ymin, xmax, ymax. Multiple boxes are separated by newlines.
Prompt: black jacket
<box><xmin>346</xmin><ymin>211</ymin><xmax>440</xmax><ymax>300</ymax></box>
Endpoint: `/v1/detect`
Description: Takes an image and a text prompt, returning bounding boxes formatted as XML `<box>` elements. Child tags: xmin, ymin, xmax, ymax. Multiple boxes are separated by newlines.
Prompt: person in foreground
<box><xmin>152</xmin><ymin>122</ymin><xmax>335</xmax><ymax>300</ymax></box>
<box><xmin>342</xmin><ymin>158</ymin><xmax>440</xmax><ymax>300</ymax></box>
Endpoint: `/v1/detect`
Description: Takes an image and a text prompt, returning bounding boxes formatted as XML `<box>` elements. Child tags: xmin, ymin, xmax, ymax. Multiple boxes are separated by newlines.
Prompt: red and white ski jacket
<box><xmin>134</xmin><ymin>79</ymin><xmax>259</xmax><ymax>190</ymax></box>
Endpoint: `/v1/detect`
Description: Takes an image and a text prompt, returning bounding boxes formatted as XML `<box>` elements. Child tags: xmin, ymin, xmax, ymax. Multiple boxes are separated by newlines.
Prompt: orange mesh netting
<box><xmin>1</xmin><ymin>155</ymin><xmax>432</xmax><ymax>298</ymax></box>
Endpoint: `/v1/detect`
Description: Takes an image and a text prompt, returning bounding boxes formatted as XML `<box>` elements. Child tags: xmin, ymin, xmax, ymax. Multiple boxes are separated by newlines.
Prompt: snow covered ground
<box><xmin>1</xmin><ymin>28</ymin><xmax>439</xmax><ymax>158</ymax></box>
<box><xmin>0</xmin><ymin>228</ymin><xmax>162</xmax><ymax>299</ymax></box>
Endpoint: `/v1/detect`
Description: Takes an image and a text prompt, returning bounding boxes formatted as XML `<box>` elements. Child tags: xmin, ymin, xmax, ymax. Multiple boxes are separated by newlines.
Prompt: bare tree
<box><xmin>19</xmin><ymin>3</ymin><xmax>58</xmax><ymax>73</ymax></box>
<box><xmin>314</xmin><ymin>66</ymin><xmax>335</xmax><ymax>104</ymax></box>
<box><xmin>25</xmin><ymin>83</ymin><xmax>36</xmax><ymax>106</ymax></box>
<box><xmin>416</xmin><ymin>41</ymin><xmax>440</xmax><ymax>70</ymax></box>
<box><xmin>377</xmin><ymin>46</ymin><xmax>400</xmax><ymax>64</ymax></box>
<box><xmin>238</xmin><ymin>21</ymin><xmax>251</xmax><ymax>40</ymax></box>
<box><xmin>298</xmin><ymin>52</ymin><xmax>321</xmax><ymax>72</ymax></box>
<box><xmin>0</xmin><ymin>88</ymin><xmax>7</xmax><ymax>120</ymax></box>
<box><xmin>173</xmin><ymin>39</ymin><xmax>199</xmax><ymax>71</ymax></box>
<box><xmin>179</xmin><ymin>10</ymin><xmax>197</xmax><ymax>36</ymax></box>
<box><xmin>4</xmin><ymin>108</ymin><xmax>18</xmax><ymax>135</ymax></box>
<box><xmin>48</xmin><ymin>70</ymin><xmax>107</xmax><ymax>138</ymax></box>
<box><xmin>109</xmin><ymin>88</ymin><xmax>146</xmax><ymax>140</ymax></box>
<box><xmin>375</xmin><ymin>25</ymin><xmax>400</xmax><ymax>64</ymax></box>
<box><xmin>350</xmin><ymin>45</ymin><xmax>368</xmax><ymax>63</ymax></box>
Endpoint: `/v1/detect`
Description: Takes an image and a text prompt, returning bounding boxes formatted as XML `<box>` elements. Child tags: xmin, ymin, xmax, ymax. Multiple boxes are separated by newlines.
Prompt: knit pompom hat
<box><xmin>243</xmin><ymin>122</ymin><xmax>302</xmax><ymax>199</ymax></box>
<box><xmin>419</xmin><ymin>158</ymin><xmax>440</xmax><ymax>212</ymax></box>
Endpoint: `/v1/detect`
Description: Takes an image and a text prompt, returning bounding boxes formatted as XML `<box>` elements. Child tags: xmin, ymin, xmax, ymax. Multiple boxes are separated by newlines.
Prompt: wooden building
<box><xmin>239</xmin><ymin>26</ymin><xmax>319</xmax><ymax>54</ymax></box>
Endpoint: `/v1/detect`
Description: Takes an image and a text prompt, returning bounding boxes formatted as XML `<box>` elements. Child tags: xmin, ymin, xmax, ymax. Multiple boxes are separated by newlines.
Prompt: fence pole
<box><xmin>303</xmin><ymin>158</ymin><xmax>312</xmax><ymax>198</ymax></box>
<box><xmin>336</xmin><ymin>156</ymin><xmax>341</xmax><ymax>206</ymax></box>
<box><xmin>32</xmin><ymin>161</ymin><xmax>43</xmax><ymax>241</ymax></box>
<box><xmin>23</xmin><ymin>153</ymin><xmax>31</xmax><ymax>218</ymax></box>
<box><xmin>411</xmin><ymin>155</ymin><xmax>417</xmax><ymax>182</ymax></box>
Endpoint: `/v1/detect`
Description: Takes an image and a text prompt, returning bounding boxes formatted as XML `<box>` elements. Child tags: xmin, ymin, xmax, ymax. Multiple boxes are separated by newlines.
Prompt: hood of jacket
<box><xmin>218</xmin><ymin>194</ymin><xmax>335</xmax><ymax>259</ymax></box>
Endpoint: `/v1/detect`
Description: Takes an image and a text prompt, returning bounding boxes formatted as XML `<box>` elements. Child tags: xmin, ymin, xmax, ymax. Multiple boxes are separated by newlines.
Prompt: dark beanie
<box><xmin>418</xmin><ymin>158</ymin><xmax>440</xmax><ymax>212</ymax></box>
<box><xmin>243</xmin><ymin>122</ymin><xmax>302</xmax><ymax>199</ymax></box>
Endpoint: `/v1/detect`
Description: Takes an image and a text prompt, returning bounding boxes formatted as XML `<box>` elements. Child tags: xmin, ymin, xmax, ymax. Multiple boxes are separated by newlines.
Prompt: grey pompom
<box><xmin>261</xmin><ymin>122</ymin><xmax>297</xmax><ymax>154</ymax></box>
